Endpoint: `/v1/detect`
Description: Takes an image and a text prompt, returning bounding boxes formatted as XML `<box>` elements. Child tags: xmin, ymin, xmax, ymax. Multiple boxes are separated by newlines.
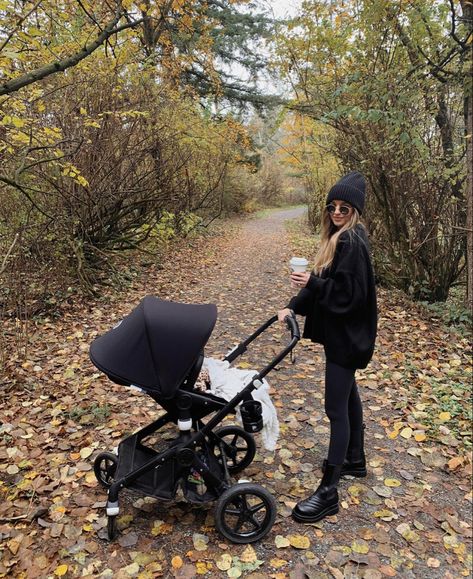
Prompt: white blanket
<box><xmin>202</xmin><ymin>358</ymin><xmax>279</xmax><ymax>451</ymax></box>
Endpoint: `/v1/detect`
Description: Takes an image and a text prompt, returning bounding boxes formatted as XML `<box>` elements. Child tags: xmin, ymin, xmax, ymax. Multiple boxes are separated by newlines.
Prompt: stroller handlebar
<box><xmin>224</xmin><ymin>312</ymin><xmax>300</xmax><ymax>373</ymax></box>
<box><xmin>284</xmin><ymin>312</ymin><xmax>300</xmax><ymax>340</ymax></box>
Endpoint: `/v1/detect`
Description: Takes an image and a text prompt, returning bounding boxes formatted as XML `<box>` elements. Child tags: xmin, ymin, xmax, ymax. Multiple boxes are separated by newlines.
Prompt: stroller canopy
<box><xmin>90</xmin><ymin>296</ymin><xmax>217</xmax><ymax>398</ymax></box>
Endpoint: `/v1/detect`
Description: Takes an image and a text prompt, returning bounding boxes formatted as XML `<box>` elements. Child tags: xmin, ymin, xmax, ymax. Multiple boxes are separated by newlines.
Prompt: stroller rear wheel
<box><xmin>94</xmin><ymin>452</ymin><xmax>118</xmax><ymax>488</ymax></box>
<box><xmin>214</xmin><ymin>426</ymin><xmax>256</xmax><ymax>474</ymax></box>
<box><xmin>215</xmin><ymin>483</ymin><xmax>277</xmax><ymax>544</ymax></box>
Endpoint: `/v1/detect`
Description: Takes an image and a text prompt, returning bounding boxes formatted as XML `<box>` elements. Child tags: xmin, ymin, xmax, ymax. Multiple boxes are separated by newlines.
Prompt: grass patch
<box><xmin>67</xmin><ymin>403</ymin><xmax>111</xmax><ymax>425</ymax></box>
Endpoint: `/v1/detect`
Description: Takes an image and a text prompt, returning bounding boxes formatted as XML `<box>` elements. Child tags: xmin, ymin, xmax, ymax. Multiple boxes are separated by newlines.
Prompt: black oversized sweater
<box><xmin>287</xmin><ymin>224</ymin><xmax>377</xmax><ymax>369</ymax></box>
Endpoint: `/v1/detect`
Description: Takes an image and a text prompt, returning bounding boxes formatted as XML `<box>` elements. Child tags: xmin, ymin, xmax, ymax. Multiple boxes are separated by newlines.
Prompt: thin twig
<box><xmin>0</xmin><ymin>233</ymin><xmax>19</xmax><ymax>275</ymax></box>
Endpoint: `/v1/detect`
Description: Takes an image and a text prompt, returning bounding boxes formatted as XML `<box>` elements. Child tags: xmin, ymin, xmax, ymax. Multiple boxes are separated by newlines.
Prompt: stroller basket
<box><xmin>90</xmin><ymin>296</ymin><xmax>299</xmax><ymax>543</ymax></box>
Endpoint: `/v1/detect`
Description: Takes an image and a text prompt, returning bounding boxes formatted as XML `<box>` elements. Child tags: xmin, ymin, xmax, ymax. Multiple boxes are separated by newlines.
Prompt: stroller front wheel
<box><xmin>215</xmin><ymin>483</ymin><xmax>277</xmax><ymax>544</ymax></box>
<box><xmin>94</xmin><ymin>452</ymin><xmax>118</xmax><ymax>488</ymax></box>
<box><xmin>214</xmin><ymin>426</ymin><xmax>256</xmax><ymax>474</ymax></box>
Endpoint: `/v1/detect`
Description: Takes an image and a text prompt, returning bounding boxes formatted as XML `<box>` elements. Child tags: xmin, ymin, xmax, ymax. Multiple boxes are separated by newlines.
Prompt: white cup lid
<box><xmin>289</xmin><ymin>257</ymin><xmax>308</xmax><ymax>266</ymax></box>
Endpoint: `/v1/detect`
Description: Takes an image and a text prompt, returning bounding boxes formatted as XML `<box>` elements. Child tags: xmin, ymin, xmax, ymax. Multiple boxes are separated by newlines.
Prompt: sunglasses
<box><xmin>326</xmin><ymin>204</ymin><xmax>352</xmax><ymax>215</ymax></box>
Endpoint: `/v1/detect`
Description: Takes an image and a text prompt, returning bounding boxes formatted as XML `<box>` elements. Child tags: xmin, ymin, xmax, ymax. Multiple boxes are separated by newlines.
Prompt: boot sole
<box><xmin>342</xmin><ymin>468</ymin><xmax>367</xmax><ymax>478</ymax></box>
<box><xmin>322</xmin><ymin>461</ymin><xmax>367</xmax><ymax>478</ymax></box>
<box><xmin>292</xmin><ymin>503</ymin><xmax>339</xmax><ymax>523</ymax></box>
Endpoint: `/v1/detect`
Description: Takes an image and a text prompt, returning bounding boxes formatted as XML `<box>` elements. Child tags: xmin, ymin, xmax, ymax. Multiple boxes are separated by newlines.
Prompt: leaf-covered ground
<box><xmin>1</xmin><ymin>207</ymin><xmax>472</xmax><ymax>578</ymax></box>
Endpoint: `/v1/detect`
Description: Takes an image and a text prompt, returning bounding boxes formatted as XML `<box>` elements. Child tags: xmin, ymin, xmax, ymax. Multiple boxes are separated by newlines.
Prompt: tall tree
<box><xmin>276</xmin><ymin>0</ymin><xmax>471</xmax><ymax>302</ymax></box>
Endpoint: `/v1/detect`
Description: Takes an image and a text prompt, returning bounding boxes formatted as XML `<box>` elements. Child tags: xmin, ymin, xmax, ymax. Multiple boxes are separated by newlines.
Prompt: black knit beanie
<box><xmin>326</xmin><ymin>171</ymin><xmax>366</xmax><ymax>215</ymax></box>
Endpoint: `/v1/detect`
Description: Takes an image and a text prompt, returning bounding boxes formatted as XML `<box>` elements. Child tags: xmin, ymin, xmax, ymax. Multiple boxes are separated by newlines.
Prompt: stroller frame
<box><xmin>93</xmin><ymin>312</ymin><xmax>300</xmax><ymax>543</ymax></box>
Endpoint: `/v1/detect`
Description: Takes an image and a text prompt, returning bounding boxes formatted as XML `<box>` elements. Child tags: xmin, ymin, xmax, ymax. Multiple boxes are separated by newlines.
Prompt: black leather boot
<box><xmin>292</xmin><ymin>464</ymin><xmax>342</xmax><ymax>523</ymax></box>
<box><xmin>322</xmin><ymin>424</ymin><xmax>367</xmax><ymax>477</ymax></box>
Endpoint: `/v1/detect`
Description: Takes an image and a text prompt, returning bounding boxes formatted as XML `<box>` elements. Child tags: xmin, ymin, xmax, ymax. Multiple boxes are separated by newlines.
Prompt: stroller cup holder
<box><xmin>240</xmin><ymin>400</ymin><xmax>263</xmax><ymax>433</ymax></box>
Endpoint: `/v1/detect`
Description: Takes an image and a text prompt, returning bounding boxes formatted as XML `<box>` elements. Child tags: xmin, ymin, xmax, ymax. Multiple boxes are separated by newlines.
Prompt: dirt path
<box><xmin>1</xmin><ymin>208</ymin><xmax>471</xmax><ymax>579</ymax></box>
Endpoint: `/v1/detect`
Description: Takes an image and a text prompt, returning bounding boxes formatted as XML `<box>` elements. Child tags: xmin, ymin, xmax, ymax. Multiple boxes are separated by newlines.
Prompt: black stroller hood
<box><xmin>90</xmin><ymin>296</ymin><xmax>217</xmax><ymax>398</ymax></box>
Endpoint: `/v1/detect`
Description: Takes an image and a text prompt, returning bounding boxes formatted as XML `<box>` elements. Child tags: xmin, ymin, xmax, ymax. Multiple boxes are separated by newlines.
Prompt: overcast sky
<box><xmin>265</xmin><ymin>0</ymin><xmax>301</xmax><ymax>19</ymax></box>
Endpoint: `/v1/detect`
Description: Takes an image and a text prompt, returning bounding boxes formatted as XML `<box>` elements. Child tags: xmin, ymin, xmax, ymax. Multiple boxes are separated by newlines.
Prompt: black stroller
<box><xmin>90</xmin><ymin>296</ymin><xmax>299</xmax><ymax>543</ymax></box>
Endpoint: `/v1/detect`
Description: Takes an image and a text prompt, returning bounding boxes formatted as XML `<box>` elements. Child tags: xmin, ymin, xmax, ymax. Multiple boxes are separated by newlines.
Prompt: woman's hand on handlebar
<box><xmin>278</xmin><ymin>308</ymin><xmax>294</xmax><ymax>324</ymax></box>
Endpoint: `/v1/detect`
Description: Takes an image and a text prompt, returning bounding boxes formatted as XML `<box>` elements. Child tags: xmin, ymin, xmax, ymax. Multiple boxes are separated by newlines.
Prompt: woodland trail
<box><xmin>1</xmin><ymin>207</ymin><xmax>471</xmax><ymax>579</ymax></box>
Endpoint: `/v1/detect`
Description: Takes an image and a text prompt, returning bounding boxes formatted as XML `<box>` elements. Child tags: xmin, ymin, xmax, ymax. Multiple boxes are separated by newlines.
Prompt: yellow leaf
<box><xmin>192</xmin><ymin>533</ymin><xmax>209</xmax><ymax>551</ymax></box>
<box><xmin>216</xmin><ymin>554</ymin><xmax>232</xmax><ymax>571</ymax></box>
<box><xmin>438</xmin><ymin>412</ymin><xmax>451</xmax><ymax>421</ymax></box>
<box><xmin>348</xmin><ymin>484</ymin><xmax>363</xmax><ymax>497</ymax></box>
<box><xmin>275</xmin><ymin>535</ymin><xmax>290</xmax><ymax>548</ymax></box>
<box><xmin>151</xmin><ymin>520</ymin><xmax>172</xmax><ymax>536</ymax></box>
<box><xmin>373</xmin><ymin>509</ymin><xmax>396</xmax><ymax>520</ymax></box>
<box><xmin>387</xmin><ymin>429</ymin><xmax>399</xmax><ymax>439</ymax></box>
<box><xmin>12</xmin><ymin>117</ymin><xmax>26</xmax><ymax>128</ymax></box>
<box><xmin>270</xmin><ymin>558</ymin><xmax>288</xmax><ymax>568</ymax></box>
<box><xmin>414</xmin><ymin>432</ymin><xmax>426</xmax><ymax>442</ymax></box>
<box><xmin>54</xmin><ymin>565</ymin><xmax>68</xmax><ymax>577</ymax></box>
<box><xmin>397</xmin><ymin>522</ymin><xmax>421</xmax><ymax>542</ymax></box>
<box><xmin>196</xmin><ymin>562</ymin><xmax>209</xmax><ymax>574</ymax></box>
<box><xmin>7</xmin><ymin>536</ymin><xmax>23</xmax><ymax>555</ymax></box>
<box><xmin>240</xmin><ymin>545</ymin><xmax>257</xmax><ymax>563</ymax></box>
<box><xmin>384</xmin><ymin>478</ymin><xmax>401</xmax><ymax>487</ymax></box>
<box><xmin>288</xmin><ymin>534</ymin><xmax>310</xmax><ymax>549</ymax></box>
<box><xmin>80</xmin><ymin>447</ymin><xmax>93</xmax><ymax>459</ymax></box>
<box><xmin>171</xmin><ymin>556</ymin><xmax>183</xmax><ymax>569</ymax></box>
<box><xmin>400</xmin><ymin>427</ymin><xmax>412</xmax><ymax>439</ymax></box>
<box><xmin>351</xmin><ymin>539</ymin><xmax>369</xmax><ymax>554</ymax></box>
<box><xmin>84</xmin><ymin>472</ymin><xmax>96</xmax><ymax>485</ymax></box>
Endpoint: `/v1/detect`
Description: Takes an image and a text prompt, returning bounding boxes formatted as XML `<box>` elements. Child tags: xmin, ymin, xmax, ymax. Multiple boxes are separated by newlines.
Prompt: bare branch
<box><xmin>0</xmin><ymin>233</ymin><xmax>19</xmax><ymax>276</ymax></box>
<box><xmin>0</xmin><ymin>176</ymin><xmax>54</xmax><ymax>219</ymax></box>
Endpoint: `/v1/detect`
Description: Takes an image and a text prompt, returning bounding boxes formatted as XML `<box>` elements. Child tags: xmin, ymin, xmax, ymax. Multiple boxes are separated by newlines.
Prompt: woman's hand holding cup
<box><xmin>291</xmin><ymin>271</ymin><xmax>310</xmax><ymax>288</ymax></box>
<box><xmin>289</xmin><ymin>257</ymin><xmax>309</xmax><ymax>288</ymax></box>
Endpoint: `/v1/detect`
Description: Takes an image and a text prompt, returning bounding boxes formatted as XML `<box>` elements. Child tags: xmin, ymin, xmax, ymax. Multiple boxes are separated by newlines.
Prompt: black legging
<box><xmin>324</xmin><ymin>359</ymin><xmax>364</xmax><ymax>465</ymax></box>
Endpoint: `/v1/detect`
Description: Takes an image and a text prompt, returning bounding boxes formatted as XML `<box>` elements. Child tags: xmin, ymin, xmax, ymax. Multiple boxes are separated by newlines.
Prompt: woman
<box><xmin>278</xmin><ymin>171</ymin><xmax>377</xmax><ymax>523</ymax></box>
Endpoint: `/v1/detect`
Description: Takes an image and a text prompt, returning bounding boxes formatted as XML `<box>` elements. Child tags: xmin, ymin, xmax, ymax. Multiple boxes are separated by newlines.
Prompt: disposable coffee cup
<box><xmin>289</xmin><ymin>257</ymin><xmax>308</xmax><ymax>288</ymax></box>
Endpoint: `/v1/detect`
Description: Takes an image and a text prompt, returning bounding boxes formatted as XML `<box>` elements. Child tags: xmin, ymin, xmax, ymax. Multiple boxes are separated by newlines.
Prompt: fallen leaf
<box><xmin>80</xmin><ymin>447</ymin><xmax>94</xmax><ymax>459</ymax></box>
<box><xmin>275</xmin><ymin>535</ymin><xmax>290</xmax><ymax>548</ymax></box>
<box><xmin>288</xmin><ymin>534</ymin><xmax>310</xmax><ymax>549</ymax></box>
<box><xmin>193</xmin><ymin>533</ymin><xmax>209</xmax><ymax>551</ymax></box>
<box><xmin>384</xmin><ymin>478</ymin><xmax>401</xmax><ymax>487</ymax></box>
<box><xmin>172</xmin><ymin>556</ymin><xmax>183</xmax><ymax>569</ymax></box>
<box><xmin>216</xmin><ymin>554</ymin><xmax>232</xmax><ymax>571</ymax></box>
<box><xmin>240</xmin><ymin>545</ymin><xmax>257</xmax><ymax>563</ymax></box>
<box><xmin>373</xmin><ymin>509</ymin><xmax>397</xmax><ymax>521</ymax></box>
<box><xmin>270</xmin><ymin>558</ymin><xmax>287</xmax><ymax>569</ymax></box>
<box><xmin>448</xmin><ymin>456</ymin><xmax>463</xmax><ymax>470</ymax></box>
<box><xmin>400</xmin><ymin>427</ymin><xmax>413</xmax><ymax>439</ymax></box>
<box><xmin>351</xmin><ymin>539</ymin><xmax>369</xmax><ymax>554</ymax></box>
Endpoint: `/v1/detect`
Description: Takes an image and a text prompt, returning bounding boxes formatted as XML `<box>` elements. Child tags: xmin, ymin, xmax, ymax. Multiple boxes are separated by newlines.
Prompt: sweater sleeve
<box><xmin>309</xmin><ymin>234</ymin><xmax>368</xmax><ymax>315</ymax></box>
<box><xmin>286</xmin><ymin>287</ymin><xmax>314</xmax><ymax>316</ymax></box>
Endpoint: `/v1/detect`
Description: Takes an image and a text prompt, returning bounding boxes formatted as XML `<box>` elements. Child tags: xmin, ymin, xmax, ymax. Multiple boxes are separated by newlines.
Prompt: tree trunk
<box><xmin>461</xmin><ymin>0</ymin><xmax>473</xmax><ymax>311</ymax></box>
<box><xmin>466</xmin><ymin>92</ymin><xmax>473</xmax><ymax>311</ymax></box>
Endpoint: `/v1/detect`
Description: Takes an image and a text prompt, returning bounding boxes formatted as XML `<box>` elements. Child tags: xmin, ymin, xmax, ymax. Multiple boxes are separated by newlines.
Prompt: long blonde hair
<box><xmin>313</xmin><ymin>207</ymin><xmax>361</xmax><ymax>274</ymax></box>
